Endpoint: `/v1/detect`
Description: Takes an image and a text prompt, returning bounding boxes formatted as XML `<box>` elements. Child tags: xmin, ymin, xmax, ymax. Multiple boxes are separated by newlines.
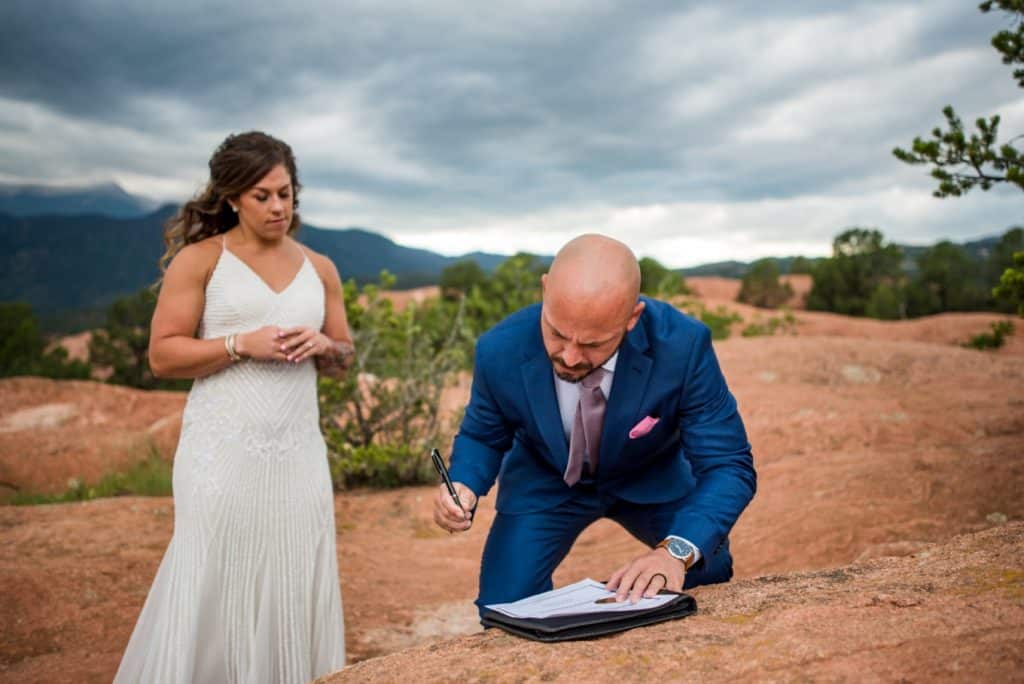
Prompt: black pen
<box><xmin>431</xmin><ymin>448</ymin><xmax>466</xmax><ymax>515</ymax></box>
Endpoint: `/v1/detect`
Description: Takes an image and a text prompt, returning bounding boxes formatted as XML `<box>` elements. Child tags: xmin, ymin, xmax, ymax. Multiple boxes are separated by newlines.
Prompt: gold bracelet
<box><xmin>225</xmin><ymin>334</ymin><xmax>242</xmax><ymax>362</ymax></box>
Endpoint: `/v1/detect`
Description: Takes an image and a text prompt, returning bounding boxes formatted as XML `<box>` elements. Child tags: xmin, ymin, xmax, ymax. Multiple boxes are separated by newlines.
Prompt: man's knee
<box><xmin>475</xmin><ymin>514</ymin><xmax>562</xmax><ymax>614</ymax></box>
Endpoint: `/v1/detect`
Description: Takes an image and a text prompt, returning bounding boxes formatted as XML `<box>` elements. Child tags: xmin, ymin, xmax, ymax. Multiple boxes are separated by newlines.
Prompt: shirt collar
<box><xmin>601</xmin><ymin>351</ymin><xmax>618</xmax><ymax>374</ymax></box>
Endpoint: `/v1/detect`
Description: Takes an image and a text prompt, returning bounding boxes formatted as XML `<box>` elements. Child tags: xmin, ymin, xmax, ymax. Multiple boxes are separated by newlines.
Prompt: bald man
<box><xmin>434</xmin><ymin>234</ymin><xmax>756</xmax><ymax>613</ymax></box>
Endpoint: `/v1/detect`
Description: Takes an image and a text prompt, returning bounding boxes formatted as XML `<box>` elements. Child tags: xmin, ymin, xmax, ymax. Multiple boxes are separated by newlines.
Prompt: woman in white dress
<box><xmin>115</xmin><ymin>131</ymin><xmax>352</xmax><ymax>683</ymax></box>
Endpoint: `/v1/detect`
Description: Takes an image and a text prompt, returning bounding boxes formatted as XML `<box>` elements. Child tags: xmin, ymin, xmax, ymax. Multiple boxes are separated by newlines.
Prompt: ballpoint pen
<box><xmin>431</xmin><ymin>447</ymin><xmax>465</xmax><ymax>515</ymax></box>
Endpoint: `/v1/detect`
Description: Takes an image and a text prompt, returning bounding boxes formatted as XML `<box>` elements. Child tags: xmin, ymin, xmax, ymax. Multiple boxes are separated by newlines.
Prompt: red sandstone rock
<box><xmin>319</xmin><ymin>523</ymin><xmax>1024</xmax><ymax>683</ymax></box>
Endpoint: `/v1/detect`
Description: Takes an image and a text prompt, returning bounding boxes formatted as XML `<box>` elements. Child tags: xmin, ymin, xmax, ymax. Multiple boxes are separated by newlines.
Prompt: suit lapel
<box><xmin>522</xmin><ymin>352</ymin><xmax>570</xmax><ymax>470</ymax></box>
<box><xmin>599</xmin><ymin>316</ymin><xmax>653</xmax><ymax>473</ymax></box>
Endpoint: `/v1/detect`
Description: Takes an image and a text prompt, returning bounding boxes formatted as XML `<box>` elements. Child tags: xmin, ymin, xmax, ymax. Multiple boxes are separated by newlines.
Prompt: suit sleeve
<box><xmin>448</xmin><ymin>338</ymin><xmax>515</xmax><ymax>497</ymax></box>
<box><xmin>670</xmin><ymin>325</ymin><xmax>756</xmax><ymax>561</ymax></box>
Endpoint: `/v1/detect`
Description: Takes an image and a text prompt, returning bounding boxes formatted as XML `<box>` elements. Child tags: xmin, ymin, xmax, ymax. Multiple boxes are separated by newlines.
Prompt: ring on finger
<box><xmin>650</xmin><ymin>572</ymin><xmax>668</xmax><ymax>589</ymax></box>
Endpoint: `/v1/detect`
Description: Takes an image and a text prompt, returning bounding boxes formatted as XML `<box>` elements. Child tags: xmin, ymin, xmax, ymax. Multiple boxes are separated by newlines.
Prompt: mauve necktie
<box><xmin>564</xmin><ymin>367</ymin><xmax>608</xmax><ymax>486</ymax></box>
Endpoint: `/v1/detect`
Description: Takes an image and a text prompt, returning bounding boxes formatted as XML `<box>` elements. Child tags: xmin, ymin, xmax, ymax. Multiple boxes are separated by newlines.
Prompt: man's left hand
<box><xmin>605</xmin><ymin>547</ymin><xmax>685</xmax><ymax>603</ymax></box>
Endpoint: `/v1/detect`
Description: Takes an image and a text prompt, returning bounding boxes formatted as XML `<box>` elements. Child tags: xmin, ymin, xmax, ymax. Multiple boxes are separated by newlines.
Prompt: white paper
<box><xmin>484</xmin><ymin>578</ymin><xmax>677</xmax><ymax>619</ymax></box>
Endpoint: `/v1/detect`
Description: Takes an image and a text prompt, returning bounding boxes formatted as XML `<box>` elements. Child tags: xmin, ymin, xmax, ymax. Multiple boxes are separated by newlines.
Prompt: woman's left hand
<box><xmin>278</xmin><ymin>326</ymin><xmax>331</xmax><ymax>363</ymax></box>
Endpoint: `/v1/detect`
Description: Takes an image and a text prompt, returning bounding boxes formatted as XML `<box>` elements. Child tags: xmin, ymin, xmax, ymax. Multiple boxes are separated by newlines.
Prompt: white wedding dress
<box><xmin>116</xmin><ymin>241</ymin><xmax>346</xmax><ymax>683</ymax></box>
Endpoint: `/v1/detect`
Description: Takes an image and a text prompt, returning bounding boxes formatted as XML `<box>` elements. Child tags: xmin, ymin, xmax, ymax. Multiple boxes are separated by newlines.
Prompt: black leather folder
<box><xmin>480</xmin><ymin>592</ymin><xmax>697</xmax><ymax>642</ymax></box>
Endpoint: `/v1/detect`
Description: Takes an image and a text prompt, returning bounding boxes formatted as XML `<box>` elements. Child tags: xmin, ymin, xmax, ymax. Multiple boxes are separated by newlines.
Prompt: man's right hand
<box><xmin>432</xmin><ymin>482</ymin><xmax>477</xmax><ymax>533</ymax></box>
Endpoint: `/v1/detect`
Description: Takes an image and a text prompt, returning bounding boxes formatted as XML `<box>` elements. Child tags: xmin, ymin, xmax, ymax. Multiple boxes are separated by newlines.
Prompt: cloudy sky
<box><xmin>1</xmin><ymin>0</ymin><xmax>1021</xmax><ymax>265</ymax></box>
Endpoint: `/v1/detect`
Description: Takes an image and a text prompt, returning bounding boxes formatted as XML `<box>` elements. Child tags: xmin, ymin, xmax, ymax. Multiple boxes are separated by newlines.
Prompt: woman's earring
<box><xmin>230</xmin><ymin>204</ymin><xmax>238</xmax><ymax>213</ymax></box>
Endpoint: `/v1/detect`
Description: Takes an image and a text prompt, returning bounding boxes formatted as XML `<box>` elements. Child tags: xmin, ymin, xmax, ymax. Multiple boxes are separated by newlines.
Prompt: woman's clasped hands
<box><xmin>236</xmin><ymin>325</ymin><xmax>331</xmax><ymax>363</ymax></box>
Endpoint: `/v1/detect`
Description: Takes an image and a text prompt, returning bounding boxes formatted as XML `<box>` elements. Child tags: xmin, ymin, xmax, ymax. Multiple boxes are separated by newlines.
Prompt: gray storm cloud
<box><xmin>0</xmin><ymin>0</ymin><xmax>1019</xmax><ymax>262</ymax></box>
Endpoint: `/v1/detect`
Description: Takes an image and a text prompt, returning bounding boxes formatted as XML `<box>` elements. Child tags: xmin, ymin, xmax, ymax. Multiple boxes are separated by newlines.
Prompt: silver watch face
<box><xmin>667</xmin><ymin>538</ymin><xmax>694</xmax><ymax>561</ymax></box>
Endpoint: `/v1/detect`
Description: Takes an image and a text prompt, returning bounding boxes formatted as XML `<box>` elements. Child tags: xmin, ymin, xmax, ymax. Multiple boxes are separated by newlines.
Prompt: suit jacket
<box><xmin>449</xmin><ymin>297</ymin><xmax>756</xmax><ymax>557</ymax></box>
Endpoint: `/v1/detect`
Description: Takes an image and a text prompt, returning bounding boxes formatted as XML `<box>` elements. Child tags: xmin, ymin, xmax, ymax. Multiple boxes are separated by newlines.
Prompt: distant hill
<box><xmin>680</xmin><ymin>256</ymin><xmax>823</xmax><ymax>278</ymax></box>
<box><xmin>0</xmin><ymin>182</ymin><xmax>158</xmax><ymax>219</ymax></box>
<box><xmin>0</xmin><ymin>208</ymin><xmax>510</xmax><ymax>331</ymax></box>
<box><xmin>2</xmin><ymin>187</ymin><xmax>1015</xmax><ymax>332</ymax></box>
<box><xmin>680</xmin><ymin>235</ymin><xmax>1011</xmax><ymax>279</ymax></box>
<box><xmin>680</xmin><ymin>260</ymin><xmax>751</xmax><ymax>278</ymax></box>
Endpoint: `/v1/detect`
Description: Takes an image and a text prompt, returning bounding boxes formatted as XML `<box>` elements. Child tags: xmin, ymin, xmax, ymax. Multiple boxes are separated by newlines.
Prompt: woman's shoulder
<box><xmin>297</xmin><ymin>241</ymin><xmax>341</xmax><ymax>282</ymax></box>
<box><xmin>165</xmin><ymin>234</ymin><xmax>224</xmax><ymax>282</ymax></box>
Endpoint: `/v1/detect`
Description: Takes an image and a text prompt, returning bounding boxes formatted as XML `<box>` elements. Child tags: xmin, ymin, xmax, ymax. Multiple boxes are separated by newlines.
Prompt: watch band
<box><xmin>657</xmin><ymin>538</ymin><xmax>696</xmax><ymax>570</ymax></box>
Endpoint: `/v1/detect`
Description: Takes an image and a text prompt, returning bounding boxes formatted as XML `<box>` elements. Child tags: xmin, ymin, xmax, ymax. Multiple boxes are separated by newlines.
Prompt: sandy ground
<box><xmin>2</xmin><ymin>303</ymin><xmax>1023</xmax><ymax>682</ymax></box>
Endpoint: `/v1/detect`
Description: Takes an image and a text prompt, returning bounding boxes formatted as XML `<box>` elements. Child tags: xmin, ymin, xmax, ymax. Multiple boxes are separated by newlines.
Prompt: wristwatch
<box><xmin>657</xmin><ymin>537</ymin><xmax>697</xmax><ymax>570</ymax></box>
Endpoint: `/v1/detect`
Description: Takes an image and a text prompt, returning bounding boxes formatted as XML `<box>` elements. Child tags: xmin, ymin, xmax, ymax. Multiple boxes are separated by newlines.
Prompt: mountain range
<box><xmin>0</xmin><ymin>202</ymin><xmax>511</xmax><ymax>330</ymax></box>
<box><xmin>0</xmin><ymin>182</ymin><xmax>158</xmax><ymax>219</ymax></box>
<box><xmin>0</xmin><ymin>182</ymin><xmax>1015</xmax><ymax>332</ymax></box>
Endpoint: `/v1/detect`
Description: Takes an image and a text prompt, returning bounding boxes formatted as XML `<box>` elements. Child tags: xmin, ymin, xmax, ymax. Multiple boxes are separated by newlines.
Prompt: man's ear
<box><xmin>540</xmin><ymin>273</ymin><xmax>548</xmax><ymax>296</ymax></box>
<box><xmin>625</xmin><ymin>300</ymin><xmax>645</xmax><ymax>331</ymax></box>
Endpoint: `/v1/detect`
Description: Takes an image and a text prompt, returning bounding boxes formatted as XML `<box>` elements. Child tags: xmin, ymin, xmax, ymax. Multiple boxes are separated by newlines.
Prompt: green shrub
<box><xmin>319</xmin><ymin>273</ymin><xmax>470</xmax><ymax>489</ymax></box>
<box><xmin>639</xmin><ymin>257</ymin><xmax>689</xmax><ymax>298</ymax></box>
<box><xmin>0</xmin><ymin>302</ymin><xmax>91</xmax><ymax>379</ymax></box>
<box><xmin>962</xmin><ymin>320</ymin><xmax>1015</xmax><ymax>350</ymax></box>
<box><xmin>677</xmin><ymin>299</ymin><xmax>742</xmax><ymax>340</ymax></box>
<box><xmin>737</xmin><ymin>259</ymin><xmax>793</xmax><ymax>308</ymax></box>
<box><xmin>806</xmin><ymin>228</ymin><xmax>903</xmax><ymax>317</ymax></box>
<box><xmin>89</xmin><ymin>289</ymin><xmax>191</xmax><ymax>390</ymax></box>
<box><xmin>325</xmin><ymin>442</ymin><xmax>434</xmax><ymax>489</ymax></box>
<box><xmin>993</xmin><ymin>251</ymin><xmax>1024</xmax><ymax>316</ymax></box>
<box><xmin>699</xmin><ymin>306</ymin><xmax>741</xmax><ymax>340</ymax></box>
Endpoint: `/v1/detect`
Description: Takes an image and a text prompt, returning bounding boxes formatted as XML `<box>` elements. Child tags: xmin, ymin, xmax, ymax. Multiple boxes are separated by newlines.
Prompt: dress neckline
<box><xmin>219</xmin><ymin>234</ymin><xmax>310</xmax><ymax>296</ymax></box>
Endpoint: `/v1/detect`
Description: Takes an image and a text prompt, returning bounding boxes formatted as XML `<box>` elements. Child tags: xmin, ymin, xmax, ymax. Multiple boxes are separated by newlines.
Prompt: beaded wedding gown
<box><xmin>115</xmin><ymin>242</ymin><xmax>346</xmax><ymax>683</ymax></box>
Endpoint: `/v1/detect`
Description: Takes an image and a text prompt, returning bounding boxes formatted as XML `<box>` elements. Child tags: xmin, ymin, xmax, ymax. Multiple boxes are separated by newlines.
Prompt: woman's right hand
<box><xmin>236</xmin><ymin>326</ymin><xmax>290</xmax><ymax>362</ymax></box>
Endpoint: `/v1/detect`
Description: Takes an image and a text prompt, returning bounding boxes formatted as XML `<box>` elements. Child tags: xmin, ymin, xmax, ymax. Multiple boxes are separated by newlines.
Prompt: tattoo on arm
<box><xmin>315</xmin><ymin>339</ymin><xmax>355</xmax><ymax>376</ymax></box>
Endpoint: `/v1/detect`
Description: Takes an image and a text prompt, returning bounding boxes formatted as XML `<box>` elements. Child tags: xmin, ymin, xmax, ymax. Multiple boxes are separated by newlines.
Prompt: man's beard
<box><xmin>550</xmin><ymin>355</ymin><xmax>594</xmax><ymax>383</ymax></box>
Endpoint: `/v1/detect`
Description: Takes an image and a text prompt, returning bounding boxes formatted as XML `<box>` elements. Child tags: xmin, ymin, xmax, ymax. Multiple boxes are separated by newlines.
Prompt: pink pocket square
<box><xmin>629</xmin><ymin>416</ymin><xmax>660</xmax><ymax>439</ymax></box>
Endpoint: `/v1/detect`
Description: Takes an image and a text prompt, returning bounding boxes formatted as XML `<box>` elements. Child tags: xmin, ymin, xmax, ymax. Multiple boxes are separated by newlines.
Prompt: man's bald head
<box><xmin>544</xmin><ymin>234</ymin><xmax>641</xmax><ymax>321</ymax></box>
<box><xmin>540</xmin><ymin>234</ymin><xmax>645</xmax><ymax>382</ymax></box>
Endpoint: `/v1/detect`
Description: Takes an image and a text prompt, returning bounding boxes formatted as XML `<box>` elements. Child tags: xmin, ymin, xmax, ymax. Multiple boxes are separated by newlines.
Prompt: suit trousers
<box><xmin>475</xmin><ymin>483</ymin><xmax>733</xmax><ymax>616</ymax></box>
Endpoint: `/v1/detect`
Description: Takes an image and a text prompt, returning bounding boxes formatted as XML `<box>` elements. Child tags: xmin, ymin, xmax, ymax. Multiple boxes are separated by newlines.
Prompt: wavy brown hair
<box><xmin>159</xmin><ymin>131</ymin><xmax>302</xmax><ymax>273</ymax></box>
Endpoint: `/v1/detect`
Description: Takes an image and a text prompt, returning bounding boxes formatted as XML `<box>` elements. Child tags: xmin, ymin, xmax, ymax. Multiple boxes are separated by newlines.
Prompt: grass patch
<box><xmin>742</xmin><ymin>310</ymin><xmax>797</xmax><ymax>337</ymax></box>
<box><xmin>9</xmin><ymin>449</ymin><xmax>172</xmax><ymax>505</ymax></box>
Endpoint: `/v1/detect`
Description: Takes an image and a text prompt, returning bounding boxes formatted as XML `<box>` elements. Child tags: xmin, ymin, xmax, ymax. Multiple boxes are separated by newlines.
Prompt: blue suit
<box><xmin>450</xmin><ymin>297</ymin><xmax>756</xmax><ymax>612</ymax></box>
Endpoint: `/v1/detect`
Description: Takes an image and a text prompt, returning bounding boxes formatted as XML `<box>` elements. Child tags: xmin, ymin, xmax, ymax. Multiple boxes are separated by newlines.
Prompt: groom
<box><xmin>433</xmin><ymin>234</ymin><xmax>756</xmax><ymax>612</ymax></box>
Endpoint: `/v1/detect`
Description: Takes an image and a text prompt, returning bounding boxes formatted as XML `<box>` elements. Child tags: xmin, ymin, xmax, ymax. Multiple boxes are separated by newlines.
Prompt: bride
<box><xmin>115</xmin><ymin>131</ymin><xmax>352</xmax><ymax>683</ymax></box>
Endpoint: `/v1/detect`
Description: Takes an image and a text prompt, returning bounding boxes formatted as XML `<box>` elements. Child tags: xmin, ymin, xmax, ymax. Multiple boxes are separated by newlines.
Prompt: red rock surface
<box><xmin>321</xmin><ymin>523</ymin><xmax>1024</xmax><ymax>683</ymax></box>
<box><xmin>0</xmin><ymin>379</ymin><xmax>185</xmax><ymax>499</ymax></box>
<box><xmin>1</xmin><ymin>308</ymin><xmax>1023</xmax><ymax>682</ymax></box>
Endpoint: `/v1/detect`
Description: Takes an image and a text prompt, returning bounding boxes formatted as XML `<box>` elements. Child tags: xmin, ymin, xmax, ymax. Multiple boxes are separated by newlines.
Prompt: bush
<box><xmin>993</xmin><ymin>251</ymin><xmax>1024</xmax><ymax>317</ymax></box>
<box><xmin>89</xmin><ymin>288</ymin><xmax>189</xmax><ymax>390</ymax></box>
<box><xmin>962</xmin><ymin>320</ymin><xmax>1015</xmax><ymax>350</ymax></box>
<box><xmin>439</xmin><ymin>259</ymin><xmax>488</xmax><ymax>299</ymax></box>
<box><xmin>677</xmin><ymin>299</ymin><xmax>742</xmax><ymax>340</ymax></box>
<box><xmin>462</xmin><ymin>253</ymin><xmax>545</xmax><ymax>337</ymax></box>
<box><xmin>806</xmin><ymin>228</ymin><xmax>903</xmax><ymax>317</ymax></box>
<box><xmin>639</xmin><ymin>257</ymin><xmax>689</xmax><ymax>298</ymax></box>
<box><xmin>737</xmin><ymin>259</ymin><xmax>793</xmax><ymax>308</ymax></box>
<box><xmin>865</xmin><ymin>283</ymin><xmax>905</xmax><ymax>320</ymax></box>
<box><xmin>319</xmin><ymin>272</ymin><xmax>471</xmax><ymax>489</ymax></box>
<box><xmin>326</xmin><ymin>442</ymin><xmax>434</xmax><ymax>489</ymax></box>
<box><xmin>0</xmin><ymin>302</ymin><xmax>92</xmax><ymax>379</ymax></box>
